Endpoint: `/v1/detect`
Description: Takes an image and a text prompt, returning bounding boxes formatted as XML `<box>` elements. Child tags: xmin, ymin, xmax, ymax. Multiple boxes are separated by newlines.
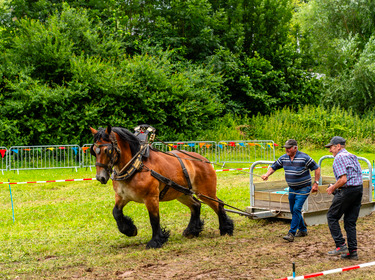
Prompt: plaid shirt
<box><xmin>333</xmin><ymin>149</ymin><xmax>363</xmax><ymax>186</ymax></box>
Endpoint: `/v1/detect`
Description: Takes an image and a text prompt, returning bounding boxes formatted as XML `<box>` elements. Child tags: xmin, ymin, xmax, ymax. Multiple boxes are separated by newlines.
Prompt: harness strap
<box><xmin>170</xmin><ymin>151</ymin><xmax>193</xmax><ymax>190</ymax></box>
<box><xmin>112</xmin><ymin>145</ymin><xmax>146</xmax><ymax>181</ymax></box>
<box><xmin>95</xmin><ymin>162</ymin><xmax>109</xmax><ymax>168</ymax></box>
<box><xmin>151</xmin><ymin>170</ymin><xmax>193</xmax><ymax>198</ymax></box>
<box><xmin>158</xmin><ymin>184</ymin><xmax>171</xmax><ymax>200</ymax></box>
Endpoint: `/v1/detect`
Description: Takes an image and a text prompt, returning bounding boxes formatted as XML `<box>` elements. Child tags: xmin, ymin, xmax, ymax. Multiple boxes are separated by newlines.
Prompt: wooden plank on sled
<box><xmin>254</xmin><ymin>191</ymin><xmax>289</xmax><ymax>203</ymax></box>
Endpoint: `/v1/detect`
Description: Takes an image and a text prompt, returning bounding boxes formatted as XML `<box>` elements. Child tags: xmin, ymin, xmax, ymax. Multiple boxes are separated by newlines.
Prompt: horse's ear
<box><xmin>105</xmin><ymin>125</ymin><xmax>112</xmax><ymax>135</ymax></box>
<box><xmin>90</xmin><ymin>127</ymin><xmax>98</xmax><ymax>135</ymax></box>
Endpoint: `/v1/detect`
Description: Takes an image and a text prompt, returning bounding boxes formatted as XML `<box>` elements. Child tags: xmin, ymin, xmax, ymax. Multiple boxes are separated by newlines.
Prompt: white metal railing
<box><xmin>217</xmin><ymin>140</ymin><xmax>275</xmax><ymax>164</ymax></box>
<box><xmin>81</xmin><ymin>144</ymin><xmax>95</xmax><ymax>169</ymax></box>
<box><xmin>152</xmin><ymin>141</ymin><xmax>217</xmax><ymax>163</ymax></box>
<box><xmin>1</xmin><ymin>139</ymin><xmax>277</xmax><ymax>172</ymax></box>
<box><xmin>7</xmin><ymin>145</ymin><xmax>81</xmax><ymax>172</ymax></box>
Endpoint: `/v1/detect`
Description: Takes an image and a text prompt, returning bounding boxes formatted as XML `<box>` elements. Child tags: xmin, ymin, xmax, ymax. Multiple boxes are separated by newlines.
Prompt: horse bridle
<box><xmin>91</xmin><ymin>137</ymin><xmax>145</xmax><ymax>180</ymax></box>
<box><xmin>91</xmin><ymin>140</ymin><xmax>120</xmax><ymax>175</ymax></box>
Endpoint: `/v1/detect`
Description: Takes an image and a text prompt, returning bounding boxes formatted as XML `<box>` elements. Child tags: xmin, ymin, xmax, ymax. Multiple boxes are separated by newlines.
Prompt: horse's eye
<box><xmin>105</xmin><ymin>148</ymin><xmax>112</xmax><ymax>155</ymax></box>
<box><xmin>95</xmin><ymin>147</ymin><xmax>101</xmax><ymax>155</ymax></box>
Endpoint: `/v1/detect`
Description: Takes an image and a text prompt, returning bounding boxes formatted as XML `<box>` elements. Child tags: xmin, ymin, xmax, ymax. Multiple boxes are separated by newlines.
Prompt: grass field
<box><xmin>1</xmin><ymin>148</ymin><xmax>375</xmax><ymax>279</ymax></box>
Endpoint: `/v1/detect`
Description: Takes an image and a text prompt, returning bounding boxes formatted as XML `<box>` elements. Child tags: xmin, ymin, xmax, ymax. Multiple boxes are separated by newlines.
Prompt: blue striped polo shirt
<box><xmin>271</xmin><ymin>151</ymin><xmax>319</xmax><ymax>190</ymax></box>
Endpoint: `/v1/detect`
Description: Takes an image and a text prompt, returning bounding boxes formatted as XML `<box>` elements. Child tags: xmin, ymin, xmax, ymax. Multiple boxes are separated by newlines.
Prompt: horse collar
<box><xmin>111</xmin><ymin>144</ymin><xmax>148</xmax><ymax>181</ymax></box>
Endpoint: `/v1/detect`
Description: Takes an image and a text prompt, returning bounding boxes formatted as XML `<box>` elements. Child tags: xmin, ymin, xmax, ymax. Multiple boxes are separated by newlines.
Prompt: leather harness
<box><xmin>157</xmin><ymin>151</ymin><xmax>193</xmax><ymax>200</ymax></box>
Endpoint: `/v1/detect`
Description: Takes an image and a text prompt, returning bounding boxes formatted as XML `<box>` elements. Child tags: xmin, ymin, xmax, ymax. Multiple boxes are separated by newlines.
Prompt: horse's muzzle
<box><xmin>96</xmin><ymin>172</ymin><xmax>109</xmax><ymax>184</ymax></box>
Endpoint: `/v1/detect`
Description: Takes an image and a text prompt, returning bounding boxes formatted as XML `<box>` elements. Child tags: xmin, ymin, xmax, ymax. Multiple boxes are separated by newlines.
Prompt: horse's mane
<box><xmin>94</xmin><ymin>126</ymin><xmax>140</xmax><ymax>156</ymax></box>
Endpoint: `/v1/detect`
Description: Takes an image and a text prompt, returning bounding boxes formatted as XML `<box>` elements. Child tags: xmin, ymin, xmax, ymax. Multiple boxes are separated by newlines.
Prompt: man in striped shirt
<box><xmin>325</xmin><ymin>136</ymin><xmax>363</xmax><ymax>260</ymax></box>
<box><xmin>262</xmin><ymin>139</ymin><xmax>320</xmax><ymax>242</ymax></box>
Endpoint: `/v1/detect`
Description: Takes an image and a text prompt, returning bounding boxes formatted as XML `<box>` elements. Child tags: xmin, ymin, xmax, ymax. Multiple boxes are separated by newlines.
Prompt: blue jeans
<box><xmin>288</xmin><ymin>186</ymin><xmax>311</xmax><ymax>234</ymax></box>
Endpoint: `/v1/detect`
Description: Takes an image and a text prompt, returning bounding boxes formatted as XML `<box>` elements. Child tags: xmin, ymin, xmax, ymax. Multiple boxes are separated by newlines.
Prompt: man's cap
<box><xmin>283</xmin><ymin>139</ymin><xmax>297</xmax><ymax>148</ymax></box>
<box><xmin>324</xmin><ymin>136</ymin><xmax>346</xmax><ymax>148</ymax></box>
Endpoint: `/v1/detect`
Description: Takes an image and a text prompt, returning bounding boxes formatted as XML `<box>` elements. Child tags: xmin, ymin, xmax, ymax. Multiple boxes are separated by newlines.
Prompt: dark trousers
<box><xmin>327</xmin><ymin>185</ymin><xmax>363</xmax><ymax>251</ymax></box>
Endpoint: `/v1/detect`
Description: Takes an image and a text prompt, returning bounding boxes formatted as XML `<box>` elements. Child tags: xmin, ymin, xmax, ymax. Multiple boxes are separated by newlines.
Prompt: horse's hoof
<box><xmin>130</xmin><ymin>227</ymin><xmax>138</xmax><ymax>236</ymax></box>
<box><xmin>183</xmin><ymin>230</ymin><xmax>199</xmax><ymax>239</ymax></box>
<box><xmin>146</xmin><ymin>228</ymin><xmax>170</xmax><ymax>249</ymax></box>
<box><xmin>146</xmin><ymin>240</ymin><xmax>163</xmax><ymax>249</ymax></box>
<box><xmin>183</xmin><ymin>232</ymin><xmax>195</xmax><ymax>239</ymax></box>
<box><xmin>183</xmin><ymin>219</ymin><xmax>204</xmax><ymax>238</ymax></box>
<box><xmin>123</xmin><ymin>226</ymin><xmax>137</xmax><ymax>237</ymax></box>
<box><xmin>219</xmin><ymin>223</ymin><xmax>234</xmax><ymax>236</ymax></box>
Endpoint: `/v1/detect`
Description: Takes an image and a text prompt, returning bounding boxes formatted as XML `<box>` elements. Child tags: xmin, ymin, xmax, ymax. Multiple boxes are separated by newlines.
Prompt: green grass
<box><xmin>0</xmin><ymin>148</ymin><xmax>374</xmax><ymax>278</ymax></box>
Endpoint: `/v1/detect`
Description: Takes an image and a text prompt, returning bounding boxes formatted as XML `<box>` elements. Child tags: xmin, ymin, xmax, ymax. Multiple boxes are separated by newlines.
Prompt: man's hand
<box><xmin>261</xmin><ymin>167</ymin><xmax>274</xmax><ymax>181</ymax></box>
<box><xmin>326</xmin><ymin>183</ymin><xmax>335</xmax><ymax>195</ymax></box>
<box><xmin>312</xmin><ymin>182</ymin><xmax>319</xmax><ymax>193</ymax></box>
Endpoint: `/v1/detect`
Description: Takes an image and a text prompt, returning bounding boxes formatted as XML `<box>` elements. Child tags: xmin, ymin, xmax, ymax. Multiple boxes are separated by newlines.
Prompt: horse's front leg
<box><xmin>144</xmin><ymin>196</ymin><xmax>170</xmax><ymax>249</ymax></box>
<box><xmin>113</xmin><ymin>193</ymin><xmax>138</xmax><ymax>237</ymax></box>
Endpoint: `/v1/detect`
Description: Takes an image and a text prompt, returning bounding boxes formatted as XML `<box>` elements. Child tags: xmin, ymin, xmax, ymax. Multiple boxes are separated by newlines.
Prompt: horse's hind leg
<box><xmin>113</xmin><ymin>194</ymin><xmax>138</xmax><ymax>237</ymax></box>
<box><xmin>177</xmin><ymin>195</ymin><xmax>204</xmax><ymax>238</ymax></box>
<box><xmin>199</xmin><ymin>195</ymin><xmax>234</xmax><ymax>236</ymax></box>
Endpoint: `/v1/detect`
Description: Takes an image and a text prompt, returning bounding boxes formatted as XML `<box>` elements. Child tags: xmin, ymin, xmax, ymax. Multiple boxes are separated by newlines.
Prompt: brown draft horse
<box><xmin>90</xmin><ymin>125</ymin><xmax>234</xmax><ymax>249</ymax></box>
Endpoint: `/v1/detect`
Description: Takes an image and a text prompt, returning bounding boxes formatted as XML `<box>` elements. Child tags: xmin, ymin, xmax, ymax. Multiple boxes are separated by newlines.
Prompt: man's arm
<box><xmin>327</xmin><ymin>174</ymin><xmax>347</xmax><ymax>195</ymax></box>
<box><xmin>312</xmin><ymin>167</ymin><xmax>321</xmax><ymax>192</ymax></box>
<box><xmin>261</xmin><ymin>168</ymin><xmax>275</xmax><ymax>181</ymax></box>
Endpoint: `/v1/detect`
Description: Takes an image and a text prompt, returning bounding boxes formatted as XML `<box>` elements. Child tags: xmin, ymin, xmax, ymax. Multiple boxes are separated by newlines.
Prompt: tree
<box><xmin>0</xmin><ymin>4</ymin><xmax>224</xmax><ymax>145</ymax></box>
<box><xmin>295</xmin><ymin>0</ymin><xmax>375</xmax><ymax>112</ymax></box>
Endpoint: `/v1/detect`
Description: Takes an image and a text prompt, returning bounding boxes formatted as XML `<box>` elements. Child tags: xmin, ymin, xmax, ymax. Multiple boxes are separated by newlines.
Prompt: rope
<box><xmin>195</xmin><ymin>192</ymin><xmax>251</xmax><ymax>216</ymax></box>
<box><xmin>272</xmin><ymin>188</ymin><xmax>325</xmax><ymax>216</ymax></box>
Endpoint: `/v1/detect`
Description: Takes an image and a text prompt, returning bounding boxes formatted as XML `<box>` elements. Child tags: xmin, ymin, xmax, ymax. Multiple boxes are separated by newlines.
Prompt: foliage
<box><xmin>0</xmin><ymin>0</ymin><xmax>328</xmax><ymax>146</ymax></box>
<box><xmin>242</xmin><ymin>105</ymin><xmax>375</xmax><ymax>152</ymax></box>
<box><xmin>0</xmin><ymin>4</ymin><xmax>225</xmax><ymax>146</ymax></box>
<box><xmin>295</xmin><ymin>0</ymin><xmax>375</xmax><ymax>112</ymax></box>
<box><xmin>197</xmin><ymin>113</ymin><xmax>250</xmax><ymax>141</ymax></box>
<box><xmin>208</xmin><ymin>48</ymin><xmax>322</xmax><ymax>115</ymax></box>
<box><xmin>322</xmin><ymin>36</ymin><xmax>375</xmax><ymax>113</ymax></box>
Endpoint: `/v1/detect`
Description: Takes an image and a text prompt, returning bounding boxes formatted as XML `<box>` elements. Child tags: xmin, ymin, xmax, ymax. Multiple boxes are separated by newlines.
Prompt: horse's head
<box><xmin>90</xmin><ymin>125</ymin><xmax>120</xmax><ymax>184</ymax></box>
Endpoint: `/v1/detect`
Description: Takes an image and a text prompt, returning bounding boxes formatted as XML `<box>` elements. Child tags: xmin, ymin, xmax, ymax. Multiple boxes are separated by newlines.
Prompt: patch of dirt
<box><xmin>39</xmin><ymin>212</ymin><xmax>375</xmax><ymax>280</ymax></box>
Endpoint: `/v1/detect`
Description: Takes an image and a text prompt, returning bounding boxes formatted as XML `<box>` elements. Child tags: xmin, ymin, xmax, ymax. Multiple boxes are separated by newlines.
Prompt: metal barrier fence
<box><xmin>0</xmin><ymin>147</ymin><xmax>7</xmax><ymax>174</ymax></box>
<box><xmin>7</xmin><ymin>145</ymin><xmax>81</xmax><ymax>171</ymax></box>
<box><xmin>1</xmin><ymin>140</ymin><xmax>276</xmax><ymax>171</ymax></box>
<box><xmin>81</xmin><ymin>144</ymin><xmax>95</xmax><ymax>169</ymax></box>
<box><xmin>152</xmin><ymin>141</ymin><xmax>217</xmax><ymax>163</ymax></box>
<box><xmin>217</xmin><ymin>140</ymin><xmax>275</xmax><ymax>164</ymax></box>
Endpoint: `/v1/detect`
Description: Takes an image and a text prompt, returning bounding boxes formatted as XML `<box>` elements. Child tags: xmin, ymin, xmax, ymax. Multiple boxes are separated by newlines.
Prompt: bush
<box><xmin>242</xmin><ymin>105</ymin><xmax>375</xmax><ymax>151</ymax></box>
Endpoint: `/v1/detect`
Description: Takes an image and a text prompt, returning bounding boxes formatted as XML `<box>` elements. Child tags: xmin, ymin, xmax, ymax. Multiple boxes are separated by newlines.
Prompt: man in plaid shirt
<box><xmin>325</xmin><ymin>136</ymin><xmax>363</xmax><ymax>260</ymax></box>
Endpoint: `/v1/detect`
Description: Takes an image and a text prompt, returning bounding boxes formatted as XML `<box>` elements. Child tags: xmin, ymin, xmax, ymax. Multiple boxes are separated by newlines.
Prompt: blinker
<box><xmin>95</xmin><ymin>147</ymin><xmax>101</xmax><ymax>155</ymax></box>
